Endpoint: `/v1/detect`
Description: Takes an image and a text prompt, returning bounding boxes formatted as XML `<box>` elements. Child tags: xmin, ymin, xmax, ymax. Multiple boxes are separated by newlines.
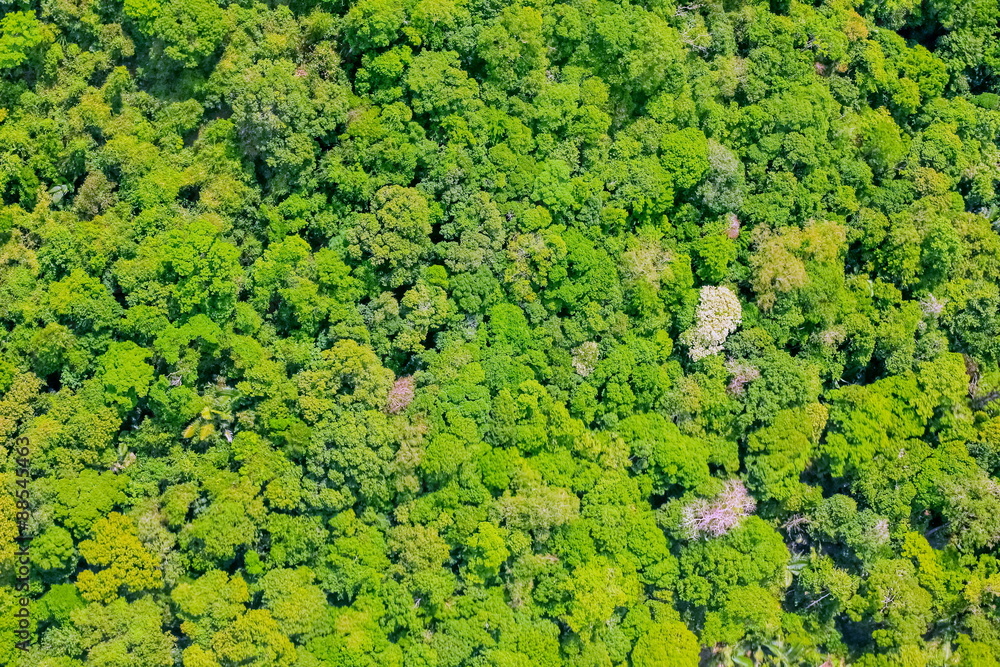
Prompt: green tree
<box><xmin>70</xmin><ymin>597</ymin><xmax>176</xmax><ymax>667</ymax></box>
<box><xmin>76</xmin><ymin>512</ymin><xmax>162</xmax><ymax>603</ymax></box>
<box><xmin>0</xmin><ymin>11</ymin><xmax>50</xmax><ymax>70</ymax></box>
<box><xmin>347</xmin><ymin>185</ymin><xmax>434</xmax><ymax>288</ymax></box>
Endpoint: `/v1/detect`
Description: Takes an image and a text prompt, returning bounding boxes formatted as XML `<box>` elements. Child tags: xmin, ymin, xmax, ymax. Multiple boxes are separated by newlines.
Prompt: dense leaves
<box><xmin>2</xmin><ymin>0</ymin><xmax>1000</xmax><ymax>665</ymax></box>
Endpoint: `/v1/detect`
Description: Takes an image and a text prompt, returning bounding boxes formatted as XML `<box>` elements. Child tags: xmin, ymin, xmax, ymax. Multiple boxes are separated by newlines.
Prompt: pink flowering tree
<box><xmin>385</xmin><ymin>375</ymin><xmax>415</xmax><ymax>414</ymax></box>
<box><xmin>681</xmin><ymin>480</ymin><xmax>756</xmax><ymax>539</ymax></box>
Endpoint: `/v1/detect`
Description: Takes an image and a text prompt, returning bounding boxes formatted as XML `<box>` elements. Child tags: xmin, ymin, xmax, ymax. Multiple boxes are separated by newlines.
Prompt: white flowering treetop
<box><xmin>683</xmin><ymin>285</ymin><xmax>742</xmax><ymax>361</ymax></box>
<box><xmin>571</xmin><ymin>341</ymin><xmax>600</xmax><ymax>377</ymax></box>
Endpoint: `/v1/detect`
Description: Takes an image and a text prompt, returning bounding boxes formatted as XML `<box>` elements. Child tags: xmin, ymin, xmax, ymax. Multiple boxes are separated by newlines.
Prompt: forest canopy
<box><xmin>2</xmin><ymin>0</ymin><xmax>1000</xmax><ymax>665</ymax></box>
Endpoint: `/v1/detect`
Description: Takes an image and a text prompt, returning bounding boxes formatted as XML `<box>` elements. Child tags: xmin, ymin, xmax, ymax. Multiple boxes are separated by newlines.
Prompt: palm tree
<box><xmin>708</xmin><ymin>639</ymin><xmax>819</xmax><ymax>667</ymax></box>
<box><xmin>183</xmin><ymin>381</ymin><xmax>240</xmax><ymax>443</ymax></box>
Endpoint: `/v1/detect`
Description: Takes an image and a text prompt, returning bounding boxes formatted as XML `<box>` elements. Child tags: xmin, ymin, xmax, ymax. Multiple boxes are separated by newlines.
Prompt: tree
<box><xmin>75</xmin><ymin>512</ymin><xmax>162</xmax><ymax>603</ymax></box>
<box><xmin>589</xmin><ymin>5</ymin><xmax>686</xmax><ymax>106</ymax></box>
<box><xmin>347</xmin><ymin>185</ymin><xmax>434</xmax><ymax>288</ymax></box>
<box><xmin>406</xmin><ymin>50</ymin><xmax>479</xmax><ymax>120</ymax></box>
<box><xmin>226</xmin><ymin>57</ymin><xmax>347</xmax><ymax>191</ymax></box>
<box><xmin>342</xmin><ymin>0</ymin><xmax>406</xmax><ymax>54</ymax></box>
<box><xmin>136</xmin><ymin>0</ymin><xmax>227</xmax><ymax>68</ymax></box>
<box><xmin>95</xmin><ymin>342</ymin><xmax>154</xmax><ymax>415</ymax></box>
<box><xmin>70</xmin><ymin>597</ymin><xmax>176</xmax><ymax>667</ymax></box>
<box><xmin>560</xmin><ymin>557</ymin><xmax>640</xmax><ymax>637</ymax></box>
<box><xmin>631</xmin><ymin>616</ymin><xmax>700</xmax><ymax>666</ymax></box>
<box><xmin>172</xmin><ymin>570</ymin><xmax>250</xmax><ymax>647</ymax></box>
<box><xmin>676</xmin><ymin>517</ymin><xmax>789</xmax><ymax>612</ymax></box>
<box><xmin>476</xmin><ymin>6</ymin><xmax>546</xmax><ymax>94</ymax></box>
<box><xmin>462</xmin><ymin>521</ymin><xmax>509</xmax><ymax>585</ymax></box>
<box><xmin>48</xmin><ymin>470</ymin><xmax>127</xmax><ymax>539</ymax></box>
<box><xmin>114</xmin><ymin>218</ymin><xmax>244</xmax><ymax>321</ymax></box>
<box><xmin>748</xmin><ymin>221</ymin><xmax>846</xmax><ymax>312</ymax></box>
<box><xmin>258</xmin><ymin>567</ymin><xmax>328</xmax><ymax>640</ymax></box>
<box><xmin>619</xmin><ymin>413</ymin><xmax>712</xmax><ymax>495</ymax></box>
<box><xmin>745</xmin><ymin>405</ymin><xmax>827</xmax><ymax>509</ymax></box>
<box><xmin>177</xmin><ymin>492</ymin><xmax>260</xmax><ymax>572</ymax></box>
<box><xmin>0</xmin><ymin>11</ymin><xmax>50</xmax><ymax>70</ymax></box>
<box><xmin>701</xmin><ymin>585</ymin><xmax>784</xmax><ymax>647</ymax></box>
<box><xmin>210</xmin><ymin>609</ymin><xmax>296</xmax><ymax>667</ymax></box>
<box><xmin>680</xmin><ymin>480</ymin><xmax>757</xmax><ymax>539</ymax></box>
<box><xmin>848</xmin><ymin>558</ymin><xmax>933</xmax><ymax>650</ymax></box>
<box><xmin>295</xmin><ymin>339</ymin><xmax>395</xmax><ymax>418</ymax></box>
<box><xmin>682</xmin><ymin>286</ymin><xmax>742</xmax><ymax>361</ymax></box>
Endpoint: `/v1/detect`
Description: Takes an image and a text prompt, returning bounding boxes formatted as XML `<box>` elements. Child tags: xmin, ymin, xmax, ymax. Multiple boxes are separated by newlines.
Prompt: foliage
<box><xmin>2</xmin><ymin>0</ymin><xmax>1000</xmax><ymax>664</ymax></box>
